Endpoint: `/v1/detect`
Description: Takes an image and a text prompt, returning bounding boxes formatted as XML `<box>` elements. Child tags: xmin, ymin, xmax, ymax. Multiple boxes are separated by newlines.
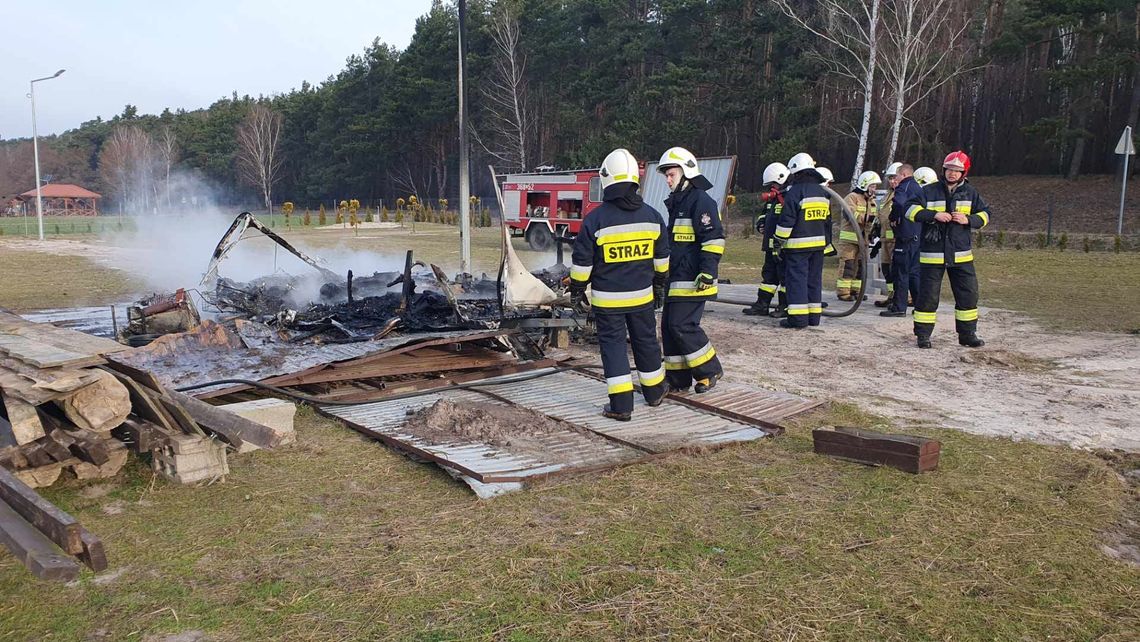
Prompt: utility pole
<box><xmin>457</xmin><ymin>0</ymin><xmax>472</xmax><ymax>274</ymax></box>
<box><xmin>29</xmin><ymin>69</ymin><xmax>66</xmax><ymax>241</ymax></box>
<box><xmin>1115</xmin><ymin>126</ymin><xmax>1135</xmax><ymax>236</ymax></box>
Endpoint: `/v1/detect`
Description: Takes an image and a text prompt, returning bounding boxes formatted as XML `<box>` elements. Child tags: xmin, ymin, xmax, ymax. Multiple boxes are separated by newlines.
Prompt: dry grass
<box><xmin>0</xmin><ymin>247</ymin><xmax>140</xmax><ymax>311</ymax></box>
<box><xmin>1</xmin><ymin>405</ymin><xmax>1136</xmax><ymax>641</ymax></box>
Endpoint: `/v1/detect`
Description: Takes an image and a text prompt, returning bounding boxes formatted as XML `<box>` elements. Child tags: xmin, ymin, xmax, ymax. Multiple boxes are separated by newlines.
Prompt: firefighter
<box><xmin>743</xmin><ymin>162</ymin><xmax>789</xmax><ymax>317</ymax></box>
<box><xmin>881</xmin><ymin>163</ymin><xmax>923</xmax><ymax>317</ymax></box>
<box><xmin>874</xmin><ymin>162</ymin><xmax>903</xmax><ymax>307</ymax></box>
<box><xmin>908</xmin><ymin>151</ymin><xmax>991</xmax><ymax>348</ymax></box>
<box><xmin>657</xmin><ymin>147</ymin><xmax>724</xmax><ymax>393</ymax></box>
<box><xmin>775</xmin><ymin>152</ymin><xmax>830</xmax><ymax>329</ymax></box>
<box><xmin>836</xmin><ymin>171</ymin><xmax>881</xmax><ymax>301</ymax></box>
<box><xmin>569</xmin><ymin>148</ymin><xmax>670</xmax><ymax>420</ymax></box>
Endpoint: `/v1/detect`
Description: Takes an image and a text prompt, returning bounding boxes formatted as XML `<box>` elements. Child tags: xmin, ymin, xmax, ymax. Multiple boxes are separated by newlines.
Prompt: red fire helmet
<box><xmin>943</xmin><ymin>151</ymin><xmax>971</xmax><ymax>174</ymax></box>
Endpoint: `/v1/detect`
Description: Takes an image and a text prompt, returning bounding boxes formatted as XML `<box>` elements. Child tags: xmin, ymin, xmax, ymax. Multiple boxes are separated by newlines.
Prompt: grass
<box><xmin>0</xmin><ymin>248</ymin><xmax>141</xmax><ymax>311</ymax></box>
<box><xmin>720</xmin><ymin>241</ymin><xmax>1140</xmax><ymax>333</ymax></box>
<box><xmin>0</xmin><ymin>216</ymin><xmax>136</xmax><ymax>238</ymax></box>
<box><xmin>0</xmin><ymin>405</ymin><xmax>1136</xmax><ymax>641</ymax></box>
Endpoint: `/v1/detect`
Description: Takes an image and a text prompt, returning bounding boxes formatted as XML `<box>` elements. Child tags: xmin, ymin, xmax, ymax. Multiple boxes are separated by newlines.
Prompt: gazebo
<box><xmin>17</xmin><ymin>183</ymin><xmax>102</xmax><ymax>216</ymax></box>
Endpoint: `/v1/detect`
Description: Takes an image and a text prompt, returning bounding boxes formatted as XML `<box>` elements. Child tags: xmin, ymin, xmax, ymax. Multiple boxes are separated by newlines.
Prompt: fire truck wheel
<box><xmin>526</xmin><ymin>224</ymin><xmax>554</xmax><ymax>251</ymax></box>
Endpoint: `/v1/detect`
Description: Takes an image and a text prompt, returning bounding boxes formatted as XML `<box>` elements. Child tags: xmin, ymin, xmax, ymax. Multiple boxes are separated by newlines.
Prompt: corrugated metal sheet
<box><xmin>477</xmin><ymin>371</ymin><xmax>766</xmax><ymax>452</ymax></box>
<box><xmin>643</xmin><ymin>156</ymin><xmax>737</xmax><ymax>222</ymax></box>
<box><xmin>319</xmin><ymin>387</ymin><xmax>644</xmax><ymax>485</ymax></box>
<box><xmin>317</xmin><ymin>368</ymin><xmax>818</xmax><ymax>497</ymax></box>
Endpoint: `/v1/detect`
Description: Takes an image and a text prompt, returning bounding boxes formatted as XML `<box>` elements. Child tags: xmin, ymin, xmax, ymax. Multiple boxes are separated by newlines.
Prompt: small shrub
<box><xmin>1113</xmin><ymin>235</ymin><xmax>1122</xmax><ymax>254</ymax></box>
<box><xmin>1082</xmin><ymin>236</ymin><xmax>1091</xmax><ymax>253</ymax></box>
<box><xmin>381</xmin><ymin>207</ymin><xmax>389</xmax><ymax>222</ymax></box>
<box><xmin>482</xmin><ymin>211</ymin><xmax>490</xmax><ymax>227</ymax></box>
<box><xmin>365</xmin><ymin>210</ymin><xmax>374</xmax><ymax>223</ymax></box>
<box><xmin>995</xmin><ymin>230</ymin><xmax>1005</xmax><ymax>248</ymax></box>
<box><xmin>303</xmin><ymin>209</ymin><xmax>312</xmax><ymax>226</ymax></box>
<box><xmin>318</xmin><ymin>204</ymin><xmax>327</xmax><ymax>226</ymax></box>
<box><xmin>1058</xmin><ymin>233</ymin><xmax>1068</xmax><ymax>251</ymax></box>
<box><xmin>1036</xmin><ymin>232</ymin><xmax>1047</xmax><ymax>249</ymax></box>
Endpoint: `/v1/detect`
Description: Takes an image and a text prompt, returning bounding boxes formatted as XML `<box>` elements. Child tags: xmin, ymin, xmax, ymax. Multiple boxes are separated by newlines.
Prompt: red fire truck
<box><xmin>497</xmin><ymin>166</ymin><xmax>646</xmax><ymax>251</ymax></box>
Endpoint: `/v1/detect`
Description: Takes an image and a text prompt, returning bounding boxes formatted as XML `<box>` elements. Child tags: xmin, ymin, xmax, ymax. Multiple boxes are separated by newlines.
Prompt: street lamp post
<box><xmin>30</xmin><ymin>69</ymin><xmax>65</xmax><ymax>241</ymax></box>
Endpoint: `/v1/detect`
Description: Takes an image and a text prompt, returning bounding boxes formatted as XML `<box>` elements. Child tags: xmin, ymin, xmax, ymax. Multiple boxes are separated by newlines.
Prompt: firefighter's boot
<box><xmin>958</xmin><ymin>333</ymin><xmax>985</xmax><ymax>348</ymax></box>
<box><xmin>743</xmin><ymin>288</ymin><xmax>773</xmax><ymax>316</ymax></box>
<box><xmin>769</xmin><ymin>291</ymin><xmax>788</xmax><ymax>318</ymax></box>
<box><xmin>602</xmin><ymin>403</ymin><xmax>632</xmax><ymax>422</ymax></box>
<box><xmin>916</xmin><ymin>336</ymin><xmax>932</xmax><ymax>349</ymax></box>
<box><xmin>694</xmin><ymin>372</ymin><xmax>721</xmax><ymax>394</ymax></box>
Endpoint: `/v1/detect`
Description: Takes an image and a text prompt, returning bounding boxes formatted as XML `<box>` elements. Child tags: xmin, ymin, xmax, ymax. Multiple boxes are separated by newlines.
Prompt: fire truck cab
<box><xmin>499</xmin><ymin>167</ymin><xmax>646</xmax><ymax>251</ymax></box>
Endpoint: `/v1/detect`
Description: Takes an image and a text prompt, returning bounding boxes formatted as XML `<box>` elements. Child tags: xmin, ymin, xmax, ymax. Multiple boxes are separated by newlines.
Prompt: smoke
<box><xmin>100</xmin><ymin>171</ymin><xmax>407</xmax><ymax>305</ymax></box>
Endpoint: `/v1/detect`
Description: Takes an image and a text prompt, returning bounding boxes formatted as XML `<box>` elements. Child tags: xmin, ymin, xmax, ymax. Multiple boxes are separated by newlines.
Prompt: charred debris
<box><xmin>120</xmin><ymin>212</ymin><xmax>575</xmax><ymax>347</ymax></box>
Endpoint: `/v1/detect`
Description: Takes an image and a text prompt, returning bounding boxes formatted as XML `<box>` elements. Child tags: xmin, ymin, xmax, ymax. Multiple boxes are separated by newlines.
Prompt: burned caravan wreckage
<box><xmin>119</xmin><ymin>212</ymin><xmax>576</xmax><ymax>348</ymax></box>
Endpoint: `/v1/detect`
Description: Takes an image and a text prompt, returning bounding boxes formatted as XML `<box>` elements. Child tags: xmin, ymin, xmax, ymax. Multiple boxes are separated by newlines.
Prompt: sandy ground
<box><xmin>704</xmin><ymin>284</ymin><xmax>1140</xmax><ymax>452</ymax></box>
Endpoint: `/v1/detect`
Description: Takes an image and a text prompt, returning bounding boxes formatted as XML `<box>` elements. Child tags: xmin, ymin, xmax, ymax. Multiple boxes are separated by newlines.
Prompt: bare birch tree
<box><xmin>156</xmin><ymin>125</ymin><xmax>178</xmax><ymax>210</ymax></box>
<box><xmin>479</xmin><ymin>5</ymin><xmax>532</xmax><ymax>171</ymax></box>
<box><xmin>98</xmin><ymin>125</ymin><xmax>157</xmax><ymax>214</ymax></box>
<box><xmin>773</xmin><ymin>0</ymin><xmax>881</xmax><ymax>181</ymax></box>
<box><xmin>880</xmin><ymin>0</ymin><xmax>977</xmax><ymax>164</ymax></box>
<box><xmin>236</xmin><ymin>104</ymin><xmax>284</xmax><ymax>214</ymax></box>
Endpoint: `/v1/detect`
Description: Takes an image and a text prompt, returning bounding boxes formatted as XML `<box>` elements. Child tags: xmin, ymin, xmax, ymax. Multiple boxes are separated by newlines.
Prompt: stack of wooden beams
<box><xmin>0</xmin><ymin>311</ymin><xmax>134</xmax><ymax>488</ymax></box>
<box><xmin>0</xmin><ymin>466</ymin><xmax>107</xmax><ymax>581</ymax></box>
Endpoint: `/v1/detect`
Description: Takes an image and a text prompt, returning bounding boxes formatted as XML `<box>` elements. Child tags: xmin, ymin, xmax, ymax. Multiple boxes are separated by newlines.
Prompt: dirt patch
<box><xmin>1096</xmin><ymin>450</ymin><xmax>1140</xmax><ymax>568</ymax></box>
<box><xmin>401</xmin><ymin>399</ymin><xmax>605</xmax><ymax>465</ymax></box>
<box><xmin>958</xmin><ymin>348</ymin><xmax>1057</xmax><ymax>372</ymax></box>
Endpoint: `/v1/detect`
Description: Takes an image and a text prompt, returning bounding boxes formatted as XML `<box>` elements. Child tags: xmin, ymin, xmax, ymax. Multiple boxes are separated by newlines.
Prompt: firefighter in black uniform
<box><xmin>880</xmin><ymin>163</ymin><xmax>923</xmax><ymax>317</ymax></box>
<box><xmin>657</xmin><ymin>147</ymin><xmax>724</xmax><ymax>393</ymax></box>
<box><xmin>775</xmin><ymin>152</ymin><xmax>830</xmax><ymax>328</ymax></box>
<box><xmin>907</xmin><ymin>151</ymin><xmax>991</xmax><ymax>348</ymax></box>
<box><xmin>743</xmin><ymin>162</ymin><xmax>790</xmax><ymax>317</ymax></box>
<box><xmin>570</xmin><ymin>148</ymin><xmax>670</xmax><ymax>421</ymax></box>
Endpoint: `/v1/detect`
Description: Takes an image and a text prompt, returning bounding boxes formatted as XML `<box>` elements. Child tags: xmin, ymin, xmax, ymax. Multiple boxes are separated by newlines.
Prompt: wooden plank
<box><xmin>77</xmin><ymin>529</ymin><xmax>108</xmax><ymax>572</ymax></box>
<box><xmin>99</xmin><ymin>367</ymin><xmax>181</xmax><ymax>434</ymax></box>
<box><xmin>0</xmin><ymin>414</ymin><xmax>16</xmax><ymax>449</ymax></box>
<box><xmin>0</xmin><ymin>357</ymin><xmax>102</xmax><ymax>405</ymax></box>
<box><xmin>0</xmin><ymin>311</ymin><xmax>128</xmax><ymax>357</ymax></box>
<box><xmin>165</xmin><ymin>389</ymin><xmax>287</xmax><ymax>450</ymax></box>
<box><xmin>0</xmin><ymin>466</ymin><xmax>83</xmax><ymax>554</ymax></box>
<box><xmin>812</xmin><ymin>428</ymin><xmax>941</xmax><ymax>474</ymax></box>
<box><xmin>112</xmin><ymin>418</ymin><xmax>162</xmax><ymax>452</ymax></box>
<box><xmin>0</xmin><ymin>500</ymin><xmax>80</xmax><ymax>581</ymax></box>
<box><xmin>157</xmin><ymin>396</ymin><xmax>209</xmax><ymax>438</ymax></box>
<box><xmin>1</xmin><ymin>393</ymin><xmax>45</xmax><ymax>445</ymax></box>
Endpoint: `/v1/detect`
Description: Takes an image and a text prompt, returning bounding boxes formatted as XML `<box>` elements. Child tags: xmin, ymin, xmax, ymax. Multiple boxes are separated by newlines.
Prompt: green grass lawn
<box><xmin>1</xmin><ymin>405</ymin><xmax>1136</xmax><ymax>641</ymax></box>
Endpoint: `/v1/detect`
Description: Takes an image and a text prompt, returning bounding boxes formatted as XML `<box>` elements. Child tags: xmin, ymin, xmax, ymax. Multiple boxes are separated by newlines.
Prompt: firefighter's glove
<box><xmin>653</xmin><ymin>272</ymin><xmax>668</xmax><ymax>309</ymax></box>
<box><xmin>754</xmin><ymin>214</ymin><xmax>766</xmax><ymax>235</ymax></box>
<box><xmin>869</xmin><ymin>238</ymin><xmax>882</xmax><ymax>259</ymax></box>
<box><xmin>694</xmin><ymin>273</ymin><xmax>715</xmax><ymax>292</ymax></box>
<box><xmin>569</xmin><ymin>282</ymin><xmax>589</xmax><ymax>314</ymax></box>
<box><xmin>771</xmin><ymin>237</ymin><xmax>785</xmax><ymax>259</ymax></box>
<box><xmin>823</xmin><ymin>244</ymin><xmax>837</xmax><ymax>257</ymax></box>
<box><xmin>870</xmin><ymin>219</ymin><xmax>882</xmax><ymax>238</ymax></box>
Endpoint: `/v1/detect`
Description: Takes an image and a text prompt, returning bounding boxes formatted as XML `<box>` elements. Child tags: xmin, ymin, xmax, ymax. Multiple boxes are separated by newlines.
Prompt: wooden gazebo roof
<box><xmin>18</xmin><ymin>184</ymin><xmax>102</xmax><ymax>199</ymax></box>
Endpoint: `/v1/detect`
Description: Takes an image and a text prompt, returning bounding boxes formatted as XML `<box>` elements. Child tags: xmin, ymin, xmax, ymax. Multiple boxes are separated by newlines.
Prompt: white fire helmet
<box><xmin>762</xmin><ymin>162</ymin><xmax>790</xmax><ymax>186</ymax></box>
<box><xmin>856</xmin><ymin>171</ymin><xmax>882</xmax><ymax>192</ymax></box>
<box><xmin>599</xmin><ymin>148</ymin><xmax>640</xmax><ymax>190</ymax></box>
<box><xmin>657</xmin><ymin>146</ymin><xmax>702</xmax><ymax>180</ymax></box>
<box><xmin>787</xmin><ymin>152</ymin><xmax>816</xmax><ymax>174</ymax></box>
<box><xmin>817</xmin><ymin>167</ymin><xmax>834</xmax><ymax>185</ymax></box>
<box><xmin>914</xmin><ymin>166</ymin><xmax>938</xmax><ymax>186</ymax></box>
<box><xmin>883</xmin><ymin>162</ymin><xmax>903</xmax><ymax>177</ymax></box>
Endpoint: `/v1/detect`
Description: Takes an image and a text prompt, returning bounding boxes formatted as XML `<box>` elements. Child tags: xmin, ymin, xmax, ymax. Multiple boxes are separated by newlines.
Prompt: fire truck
<box><xmin>493</xmin><ymin>156</ymin><xmax>736</xmax><ymax>252</ymax></box>
<box><xmin>496</xmin><ymin>166</ymin><xmax>646</xmax><ymax>251</ymax></box>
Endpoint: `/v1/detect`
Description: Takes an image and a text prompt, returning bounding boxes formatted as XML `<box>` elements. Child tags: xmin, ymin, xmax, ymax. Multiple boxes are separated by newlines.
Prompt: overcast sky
<box><xmin>0</xmin><ymin>1</ymin><xmax>432</xmax><ymax>138</ymax></box>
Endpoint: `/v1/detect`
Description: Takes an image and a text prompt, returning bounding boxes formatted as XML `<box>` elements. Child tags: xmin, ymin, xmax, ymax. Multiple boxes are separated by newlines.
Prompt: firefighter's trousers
<box><xmin>913</xmin><ymin>263</ymin><xmax>979</xmax><ymax>338</ymax></box>
<box><xmin>755</xmin><ymin>248</ymin><xmax>785</xmax><ymax>310</ymax></box>
<box><xmin>662</xmin><ymin>300</ymin><xmax>722</xmax><ymax>389</ymax></box>
<box><xmin>783</xmin><ymin>250</ymin><xmax>823</xmax><ymax>328</ymax></box>
<box><xmin>594</xmin><ymin>308</ymin><xmax>665</xmax><ymax>414</ymax></box>
<box><xmin>890</xmin><ymin>242</ymin><xmax>920</xmax><ymax>311</ymax></box>
<box><xmin>836</xmin><ymin>242</ymin><xmax>862</xmax><ymax>298</ymax></box>
<box><xmin>879</xmin><ymin>237</ymin><xmax>896</xmax><ymax>298</ymax></box>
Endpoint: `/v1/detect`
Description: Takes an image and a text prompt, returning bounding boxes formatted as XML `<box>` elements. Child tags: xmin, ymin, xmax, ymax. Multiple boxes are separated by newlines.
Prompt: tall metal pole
<box><xmin>1120</xmin><ymin>125</ymin><xmax>1132</xmax><ymax>237</ymax></box>
<box><xmin>29</xmin><ymin>70</ymin><xmax>65</xmax><ymax>242</ymax></box>
<box><xmin>457</xmin><ymin>0</ymin><xmax>472</xmax><ymax>274</ymax></box>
